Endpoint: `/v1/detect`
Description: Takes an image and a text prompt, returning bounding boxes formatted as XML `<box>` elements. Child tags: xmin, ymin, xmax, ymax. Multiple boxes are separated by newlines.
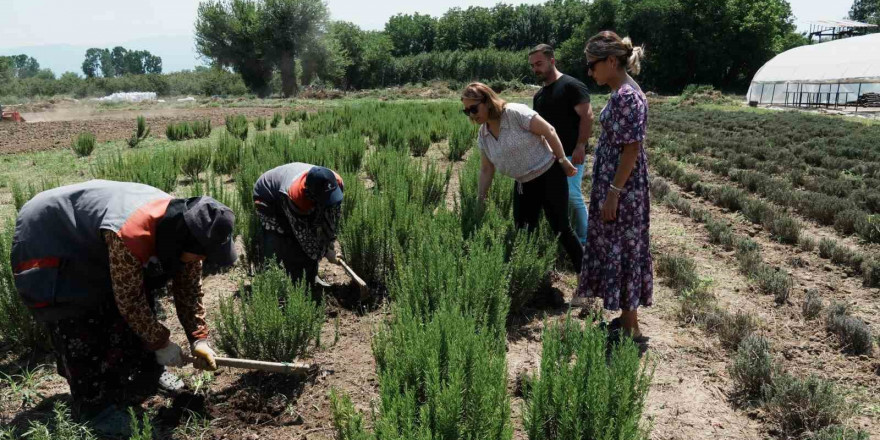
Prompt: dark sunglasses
<box><xmin>586</xmin><ymin>57</ymin><xmax>607</xmax><ymax>72</ymax></box>
<box><xmin>462</xmin><ymin>103</ymin><xmax>481</xmax><ymax>116</ymax></box>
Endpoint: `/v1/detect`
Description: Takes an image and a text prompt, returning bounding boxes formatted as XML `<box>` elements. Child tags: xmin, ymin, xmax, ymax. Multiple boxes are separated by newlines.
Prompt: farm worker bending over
<box><xmin>253</xmin><ymin>163</ymin><xmax>343</xmax><ymax>286</ymax></box>
<box><xmin>11</xmin><ymin>180</ymin><xmax>237</xmax><ymax>437</ymax></box>
<box><xmin>462</xmin><ymin>82</ymin><xmax>584</xmax><ymax>295</ymax></box>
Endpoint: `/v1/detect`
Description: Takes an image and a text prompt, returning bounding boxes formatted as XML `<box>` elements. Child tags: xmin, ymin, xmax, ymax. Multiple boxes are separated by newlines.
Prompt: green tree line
<box><xmin>81</xmin><ymin>46</ymin><xmax>162</xmax><ymax>78</ymax></box>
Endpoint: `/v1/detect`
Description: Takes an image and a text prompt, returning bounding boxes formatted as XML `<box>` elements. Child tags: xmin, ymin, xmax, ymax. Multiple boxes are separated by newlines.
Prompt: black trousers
<box><xmin>513</xmin><ymin>162</ymin><xmax>584</xmax><ymax>272</ymax></box>
<box><xmin>262</xmin><ymin>229</ymin><xmax>319</xmax><ymax>285</ymax></box>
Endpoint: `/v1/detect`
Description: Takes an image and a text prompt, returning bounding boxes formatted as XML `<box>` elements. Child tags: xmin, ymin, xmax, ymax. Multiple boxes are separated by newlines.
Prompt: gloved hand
<box><xmin>155</xmin><ymin>341</ymin><xmax>185</xmax><ymax>367</ymax></box>
<box><xmin>325</xmin><ymin>246</ymin><xmax>340</xmax><ymax>265</ymax></box>
<box><xmin>191</xmin><ymin>340</ymin><xmax>218</xmax><ymax>371</ymax></box>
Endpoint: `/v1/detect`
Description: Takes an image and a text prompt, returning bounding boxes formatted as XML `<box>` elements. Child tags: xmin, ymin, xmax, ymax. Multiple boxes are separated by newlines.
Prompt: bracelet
<box><xmin>609</xmin><ymin>184</ymin><xmax>624</xmax><ymax>193</ymax></box>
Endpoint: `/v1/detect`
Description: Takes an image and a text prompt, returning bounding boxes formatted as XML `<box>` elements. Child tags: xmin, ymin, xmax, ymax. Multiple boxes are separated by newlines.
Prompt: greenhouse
<box><xmin>746</xmin><ymin>32</ymin><xmax>880</xmax><ymax>110</ymax></box>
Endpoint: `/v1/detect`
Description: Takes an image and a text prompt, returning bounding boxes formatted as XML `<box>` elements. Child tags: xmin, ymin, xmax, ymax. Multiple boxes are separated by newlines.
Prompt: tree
<box><xmin>850</xmin><ymin>0</ymin><xmax>880</xmax><ymax>26</ymax></box>
<box><xmin>196</xmin><ymin>0</ymin><xmax>275</xmax><ymax>97</ymax></box>
<box><xmin>110</xmin><ymin>47</ymin><xmax>127</xmax><ymax>77</ymax></box>
<box><xmin>328</xmin><ymin>21</ymin><xmax>366</xmax><ymax>89</ymax></box>
<box><xmin>262</xmin><ymin>0</ymin><xmax>329</xmax><ymax>97</ymax></box>
<box><xmin>123</xmin><ymin>50</ymin><xmax>146</xmax><ymax>75</ymax></box>
<box><xmin>82</xmin><ymin>48</ymin><xmax>102</xmax><ymax>78</ymax></box>
<box><xmin>11</xmin><ymin>55</ymin><xmax>40</xmax><ymax>78</ymax></box>
<box><xmin>145</xmin><ymin>54</ymin><xmax>163</xmax><ymax>74</ymax></box>
<box><xmin>0</xmin><ymin>57</ymin><xmax>13</xmax><ymax>83</ymax></box>
<box><xmin>385</xmin><ymin>13</ymin><xmax>437</xmax><ymax>56</ymax></box>
<box><xmin>299</xmin><ymin>35</ymin><xmax>350</xmax><ymax>87</ymax></box>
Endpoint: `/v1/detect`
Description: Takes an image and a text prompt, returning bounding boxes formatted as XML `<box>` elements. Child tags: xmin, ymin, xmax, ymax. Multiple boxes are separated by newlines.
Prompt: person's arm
<box><xmin>104</xmin><ymin>231</ymin><xmax>171</xmax><ymax>350</ymax></box>
<box><xmin>169</xmin><ymin>260</ymin><xmax>208</xmax><ymax>344</ymax></box>
<box><xmin>572</xmin><ymin>102</ymin><xmax>594</xmax><ymax>164</ymax></box>
<box><xmin>529</xmin><ymin>115</ymin><xmax>577</xmax><ymax>177</ymax></box>
<box><xmin>602</xmin><ymin>90</ymin><xmax>647</xmax><ymax>222</ymax></box>
<box><xmin>478</xmin><ymin>150</ymin><xmax>496</xmax><ymax>205</ymax></box>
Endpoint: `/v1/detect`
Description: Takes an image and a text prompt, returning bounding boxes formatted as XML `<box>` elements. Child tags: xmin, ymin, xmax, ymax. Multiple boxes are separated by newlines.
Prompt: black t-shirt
<box><xmin>533</xmin><ymin>74</ymin><xmax>591</xmax><ymax>156</ymax></box>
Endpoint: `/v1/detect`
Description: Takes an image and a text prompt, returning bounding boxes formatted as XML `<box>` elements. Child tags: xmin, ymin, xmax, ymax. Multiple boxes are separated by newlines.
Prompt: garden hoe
<box><xmin>337</xmin><ymin>258</ymin><xmax>370</xmax><ymax>299</ymax></box>
<box><xmin>183</xmin><ymin>354</ymin><xmax>317</xmax><ymax>376</ymax></box>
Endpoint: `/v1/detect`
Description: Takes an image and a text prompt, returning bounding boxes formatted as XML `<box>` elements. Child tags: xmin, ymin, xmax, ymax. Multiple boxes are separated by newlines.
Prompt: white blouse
<box><xmin>477</xmin><ymin>103</ymin><xmax>554</xmax><ymax>183</ymax></box>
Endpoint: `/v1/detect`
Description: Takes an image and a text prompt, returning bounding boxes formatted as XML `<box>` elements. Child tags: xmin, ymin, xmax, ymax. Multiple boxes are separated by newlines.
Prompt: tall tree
<box><xmin>196</xmin><ymin>0</ymin><xmax>275</xmax><ymax>97</ymax></box>
<box><xmin>11</xmin><ymin>55</ymin><xmax>40</xmax><ymax>78</ymax></box>
<box><xmin>144</xmin><ymin>54</ymin><xmax>163</xmax><ymax>74</ymax></box>
<box><xmin>385</xmin><ymin>13</ymin><xmax>437</xmax><ymax>56</ymax></box>
<box><xmin>99</xmin><ymin>49</ymin><xmax>115</xmax><ymax>78</ymax></box>
<box><xmin>262</xmin><ymin>0</ymin><xmax>329</xmax><ymax>97</ymax></box>
<box><xmin>110</xmin><ymin>47</ymin><xmax>127</xmax><ymax>77</ymax></box>
<box><xmin>82</xmin><ymin>48</ymin><xmax>102</xmax><ymax>78</ymax></box>
<box><xmin>850</xmin><ymin>0</ymin><xmax>880</xmax><ymax>26</ymax></box>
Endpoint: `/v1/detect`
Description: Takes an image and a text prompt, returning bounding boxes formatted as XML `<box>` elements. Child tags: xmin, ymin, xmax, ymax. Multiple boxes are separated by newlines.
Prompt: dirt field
<box><xmin>1</xmin><ymin>99</ymin><xmax>878</xmax><ymax>439</ymax></box>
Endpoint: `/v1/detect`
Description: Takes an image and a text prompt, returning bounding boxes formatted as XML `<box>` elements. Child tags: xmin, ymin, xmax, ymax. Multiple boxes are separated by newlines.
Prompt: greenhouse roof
<box><xmin>750</xmin><ymin>33</ymin><xmax>880</xmax><ymax>84</ymax></box>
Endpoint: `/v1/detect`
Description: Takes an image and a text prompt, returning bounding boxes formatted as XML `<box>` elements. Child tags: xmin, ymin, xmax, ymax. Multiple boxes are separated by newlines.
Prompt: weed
<box><xmin>179</xmin><ymin>143</ymin><xmax>212</xmax><ymax>183</ymax></box>
<box><xmin>271</xmin><ymin>112</ymin><xmax>282</xmax><ymax>128</ymax></box>
<box><xmin>713</xmin><ymin>311</ymin><xmax>757</xmax><ymax>351</ymax></box>
<box><xmin>807</xmin><ymin>426</ymin><xmax>869</xmax><ymax>440</ymax></box>
<box><xmin>21</xmin><ymin>402</ymin><xmax>96</xmax><ymax>439</ymax></box>
<box><xmin>254</xmin><ymin>116</ymin><xmax>267</xmax><ymax>131</ymax></box>
<box><xmin>798</xmin><ymin>234</ymin><xmax>817</xmax><ymax>252</ymax></box>
<box><xmin>128</xmin><ymin>408</ymin><xmax>154</xmax><ymax>440</ymax></box>
<box><xmin>71</xmin><ymin>132</ymin><xmax>96</xmax><ymax>157</ymax></box>
<box><xmin>225</xmin><ymin>114</ymin><xmax>249</xmax><ymax>140</ymax></box>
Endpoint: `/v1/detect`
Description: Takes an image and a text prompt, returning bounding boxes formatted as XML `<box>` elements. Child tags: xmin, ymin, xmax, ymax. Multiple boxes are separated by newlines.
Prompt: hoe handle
<box><xmin>338</xmin><ymin>258</ymin><xmax>368</xmax><ymax>289</ymax></box>
<box><xmin>184</xmin><ymin>355</ymin><xmax>316</xmax><ymax>376</ymax></box>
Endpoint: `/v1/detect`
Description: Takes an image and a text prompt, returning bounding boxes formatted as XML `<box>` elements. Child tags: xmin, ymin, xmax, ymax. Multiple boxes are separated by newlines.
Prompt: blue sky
<box><xmin>0</xmin><ymin>0</ymin><xmax>856</xmax><ymax>74</ymax></box>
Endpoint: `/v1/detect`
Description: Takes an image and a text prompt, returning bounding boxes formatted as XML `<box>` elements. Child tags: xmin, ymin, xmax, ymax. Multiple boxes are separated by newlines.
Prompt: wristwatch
<box><xmin>557</xmin><ymin>157</ymin><xmax>567</xmax><ymax>164</ymax></box>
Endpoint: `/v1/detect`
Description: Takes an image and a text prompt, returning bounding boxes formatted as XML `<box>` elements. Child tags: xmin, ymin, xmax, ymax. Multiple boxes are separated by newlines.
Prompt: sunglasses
<box><xmin>586</xmin><ymin>57</ymin><xmax>607</xmax><ymax>72</ymax></box>
<box><xmin>462</xmin><ymin>103</ymin><xmax>481</xmax><ymax>116</ymax></box>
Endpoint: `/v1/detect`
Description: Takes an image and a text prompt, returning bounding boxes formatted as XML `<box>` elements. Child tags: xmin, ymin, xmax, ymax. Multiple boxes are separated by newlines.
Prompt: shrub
<box><xmin>71</xmin><ymin>132</ymin><xmax>96</xmax><ymax>157</ymax></box>
<box><xmin>677</xmin><ymin>287</ymin><xmax>717</xmax><ymax>326</ymax></box>
<box><xmin>215</xmin><ymin>264</ymin><xmax>323</xmax><ymax>362</ymax></box>
<box><xmin>735</xmin><ymin>238</ymin><xmax>763</xmax><ymax>276</ymax></box>
<box><xmin>862</xmin><ymin>258</ymin><xmax>880</xmax><ymax>288</ymax></box>
<box><xmin>523</xmin><ymin>315</ymin><xmax>652</xmax><ymax>440</ymax></box>
<box><xmin>798</xmin><ymin>234</ymin><xmax>817</xmax><ymax>252</ymax></box>
<box><xmin>0</xmin><ymin>217</ymin><xmax>50</xmax><ymax>351</ymax></box>
<box><xmin>706</xmin><ymin>218</ymin><xmax>736</xmax><ymax>250</ymax></box>
<box><xmin>448</xmin><ymin>122</ymin><xmax>476</xmax><ymax>161</ymax></box>
<box><xmin>11</xmin><ymin>179</ymin><xmax>61</xmax><ymax>211</ymax></box>
<box><xmin>15</xmin><ymin>402</ymin><xmax>97</xmax><ymax>439</ymax></box>
<box><xmin>225</xmin><ymin>114</ymin><xmax>249</xmax><ymax>140</ymax></box>
<box><xmin>92</xmin><ymin>149</ymin><xmax>179</xmax><ymax>192</ymax></box>
<box><xmin>656</xmin><ymin>254</ymin><xmax>701</xmax><ymax>292</ymax></box>
<box><xmin>179</xmin><ymin>143</ymin><xmax>212</xmax><ymax>183</ymax></box>
<box><xmin>729</xmin><ymin>335</ymin><xmax>775</xmax><ymax>403</ymax></box>
<box><xmin>825</xmin><ymin>304</ymin><xmax>873</xmax><ymax>355</ymax></box>
<box><xmin>802</xmin><ymin>289</ymin><xmax>823</xmax><ymax>320</ymax></box>
<box><xmin>807</xmin><ymin>426</ymin><xmax>869</xmax><ymax>440</ymax></box>
<box><xmin>769</xmin><ymin>214</ymin><xmax>801</xmax><ymax>245</ymax></box>
<box><xmin>284</xmin><ymin>110</ymin><xmax>295</xmax><ymax>125</ymax></box>
<box><xmin>191</xmin><ymin>119</ymin><xmax>211</xmax><ymax>138</ymax></box>
<box><xmin>212</xmin><ymin>132</ymin><xmax>242</xmax><ymax>175</ymax></box>
<box><xmin>763</xmin><ymin>374</ymin><xmax>852</xmax><ymax>437</ymax></box>
<box><xmin>833</xmin><ymin>209</ymin><xmax>862</xmax><ymax>235</ymax></box>
<box><xmin>254</xmin><ymin>116</ymin><xmax>267</xmax><ymax>131</ymax></box>
<box><xmin>818</xmin><ymin>238</ymin><xmax>837</xmax><ymax>259</ymax></box>
<box><xmin>270</xmin><ymin>112</ymin><xmax>282</xmax><ymax>128</ymax></box>
<box><xmin>649</xmin><ymin>177</ymin><xmax>670</xmax><ymax>200</ymax></box>
<box><xmin>127</xmin><ymin>116</ymin><xmax>150</xmax><ymax>148</ymax></box>
<box><xmin>830</xmin><ymin>245</ymin><xmax>863</xmax><ymax>271</ymax></box>
<box><xmin>713</xmin><ymin>311</ymin><xmax>757</xmax><ymax>351</ymax></box>
<box><xmin>755</xmin><ymin>266</ymin><xmax>792</xmax><ymax>305</ymax></box>
<box><xmin>507</xmin><ymin>226</ymin><xmax>556</xmax><ymax>313</ymax></box>
<box><xmin>854</xmin><ymin>214</ymin><xmax>880</xmax><ymax>244</ymax></box>
<box><xmin>166</xmin><ymin>121</ymin><xmax>194</xmax><ymax>141</ymax></box>
<box><xmin>407</xmin><ymin>130</ymin><xmax>430</xmax><ymax>157</ymax></box>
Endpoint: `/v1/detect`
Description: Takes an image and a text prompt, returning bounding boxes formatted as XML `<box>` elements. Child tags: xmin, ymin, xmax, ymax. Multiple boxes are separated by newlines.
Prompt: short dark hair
<box><xmin>529</xmin><ymin>44</ymin><xmax>554</xmax><ymax>59</ymax></box>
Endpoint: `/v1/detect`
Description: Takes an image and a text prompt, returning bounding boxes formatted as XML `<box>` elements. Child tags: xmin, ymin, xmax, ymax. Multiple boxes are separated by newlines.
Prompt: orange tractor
<box><xmin>0</xmin><ymin>104</ymin><xmax>26</xmax><ymax>122</ymax></box>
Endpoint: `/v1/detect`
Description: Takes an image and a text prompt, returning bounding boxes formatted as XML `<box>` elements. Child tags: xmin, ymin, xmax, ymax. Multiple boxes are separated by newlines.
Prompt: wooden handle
<box><xmin>185</xmin><ymin>355</ymin><xmax>316</xmax><ymax>376</ymax></box>
<box><xmin>338</xmin><ymin>258</ymin><xmax>368</xmax><ymax>288</ymax></box>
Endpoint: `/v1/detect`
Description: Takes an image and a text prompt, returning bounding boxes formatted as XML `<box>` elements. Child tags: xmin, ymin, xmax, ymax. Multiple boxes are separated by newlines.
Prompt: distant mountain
<box><xmin>0</xmin><ymin>35</ymin><xmax>205</xmax><ymax>77</ymax></box>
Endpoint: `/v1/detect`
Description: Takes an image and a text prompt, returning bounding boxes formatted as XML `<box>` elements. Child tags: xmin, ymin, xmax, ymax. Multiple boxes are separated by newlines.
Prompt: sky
<box><xmin>0</xmin><ymin>0</ymin><xmax>857</xmax><ymax>73</ymax></box>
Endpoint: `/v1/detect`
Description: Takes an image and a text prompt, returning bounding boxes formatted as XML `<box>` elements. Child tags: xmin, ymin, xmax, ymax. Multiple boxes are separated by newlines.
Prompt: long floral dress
<box><xmin>576</xmin><ymin>82</ymin><xmax>653</xmax><ymax>311</ymax></box>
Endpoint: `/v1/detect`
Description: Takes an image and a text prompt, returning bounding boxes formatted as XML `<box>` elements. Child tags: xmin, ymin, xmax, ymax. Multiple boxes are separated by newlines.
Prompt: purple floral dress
<box><xmin>576</xmin><ymin>83</ymin><xmax>653</xmax><ymax>311</ymax></box>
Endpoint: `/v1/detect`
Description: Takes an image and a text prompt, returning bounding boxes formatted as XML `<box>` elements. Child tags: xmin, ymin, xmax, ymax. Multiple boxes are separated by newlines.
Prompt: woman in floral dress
<box><xmin>574</xmin><ymin>31</ymin><xmax>652</xmax><ymax>340</ymax></box>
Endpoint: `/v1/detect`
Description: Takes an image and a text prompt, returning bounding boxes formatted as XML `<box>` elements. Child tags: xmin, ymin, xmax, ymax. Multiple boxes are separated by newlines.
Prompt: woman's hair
<box><xmin>584</xmin><ymin>31</ymin><xmax>646</xmax><ymax>76</ymax></box>
<box><xmin>461</xmin><ymin>82</ymin><xmax>506</xmax><ymax>120</ymax></box>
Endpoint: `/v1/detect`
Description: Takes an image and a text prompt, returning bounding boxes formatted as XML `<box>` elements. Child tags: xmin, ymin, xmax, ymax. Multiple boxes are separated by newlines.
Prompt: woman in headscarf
<box><xmin>253</xmin><ymin>163</ymin><xmax>344</xmax><ymax>285</ymax></box>
<box><xmin>11</xmin><ymin>180</ymin><xmax>237</xmax><ymax>437</ymax></box>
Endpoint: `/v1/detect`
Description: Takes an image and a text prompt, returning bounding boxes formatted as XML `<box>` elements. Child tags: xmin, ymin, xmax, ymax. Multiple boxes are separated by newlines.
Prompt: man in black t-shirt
<box><xmin>529</xmin><ymin>44</ymin><xmax>594</xmax><ymax>248</ymax></box>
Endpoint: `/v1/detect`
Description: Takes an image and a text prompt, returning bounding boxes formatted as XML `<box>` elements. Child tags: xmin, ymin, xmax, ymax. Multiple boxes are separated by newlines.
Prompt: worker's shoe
<box><xmin>86</xmin><ymin>405</ymin><xmax>133</xmax><ymax>439</ymax></box>
<box><xmin>314</xmin><ymin>275</ymin><xmax>331</xmax><ymax>288</ymax></box>
<box><xmin>158</xmin><ymin>369</ymin><xmax>185</xmax><ymax>393</ymax></box>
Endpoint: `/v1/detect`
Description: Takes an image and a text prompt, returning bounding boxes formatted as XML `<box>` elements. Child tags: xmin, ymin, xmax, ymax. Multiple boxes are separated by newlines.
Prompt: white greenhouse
<box><xmin>746</xmin><ymin>32</ymin><xmax>880</xmax><ymax>110</ymax></box>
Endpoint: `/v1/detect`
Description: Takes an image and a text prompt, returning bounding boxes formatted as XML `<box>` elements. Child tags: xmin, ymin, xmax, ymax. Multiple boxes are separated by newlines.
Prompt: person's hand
<box><xmin>191</xmin><ymin>340</ymin><xmax>218</xmax><ymax>371</ymax></box>
<box><xmin>155</xmin><ymin>341</ymin><xmax>185</xmax><ymax>367</ymax></box>
<box><xmin>561</xmin><ymin>158</ymin><xmax>578</xmax><ymax>177</ymax></box>
<box><xmin>325</xmin><ymin>246</ymin><xmax>339</xmax><ymax>265</ymax></box>
<box><xmin>602</xmin><ymin>191</ymin><xmax>620</xmax><ymax>222</ymax></box>
<box><xmin>571</xmin><ymin>144</ymin><xmax>587</xmax><ymax>165</ymax></box>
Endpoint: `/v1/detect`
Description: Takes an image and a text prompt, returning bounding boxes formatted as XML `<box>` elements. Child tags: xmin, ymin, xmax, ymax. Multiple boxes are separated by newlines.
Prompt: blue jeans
<box><xmin>567</xmin><ymin>156</ymin><xmax>588</xmax><ymax>245</ymax></box>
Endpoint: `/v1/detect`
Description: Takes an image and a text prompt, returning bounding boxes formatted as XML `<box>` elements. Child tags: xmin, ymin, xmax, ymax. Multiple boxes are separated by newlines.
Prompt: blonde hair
<box><xmin>585</xmin><ymin>31</ymin><xmax>646</xmax><ymax>76</ymax></box>
<box><xmin>461</xmin><ymin>82</ymin><xmax>506</xmax><ymax>120</ymax></box>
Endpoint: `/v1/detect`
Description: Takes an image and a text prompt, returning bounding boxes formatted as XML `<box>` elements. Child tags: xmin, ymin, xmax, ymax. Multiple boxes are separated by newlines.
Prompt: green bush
<box><xmin>215</xmin><ymin>264</ymin><xmax>323</xmax><ymax>362</ymax></box>
<box><xmin>15</xmin><ymin>402</ymin><xmax>96</xmax><ymax>439</ymax></box>
<box><xmin>192</xmin><ymin>119</ymin><xmax>211</xmax><ymax>138</ymax></box>
<box><xmin>212</xmin><ymin>132</ymin><xmax>242</xmax><ymax>175</ymax></box>
<box><xmin>769</xmin><ymin>214</ymin><xmax>801</xmax><ymax>245</ymax></box>
<box><xmin>825</xmin><ymin>303</ymin><xmax>873</xmax><ymax>355</ymax></box>
<box><xmin>763</xmin><ymin>374</ymin><xmax>853</xmax><ymax>438</ymax></box>
<box><xmin>71</xmin><ymin>132</ymin><xmax>96</xmax><ymax>157</ymax></box>
<box><xmin>407</xmin><ymin>130</ymin><xmax>430</xmax><ymax>157</ymax></box>
<box><xmin>712</xmin><ymin>311</ymin><xmax>757</xmax><ymax>351</ymax></box>
<box><xmin>656</xmin><ymin>254</ymin><xmax>701</xmax><ymax>292</ymax></box>
<box><xmin>270</xmin><ymin>112</ymin><xmax>282</xmax><ymax>128</ymax></box>
<box><xmin>165</xmin><ymin>121</ymin><xmax>193</xmax><ymax>141</ymax></box>
<box><xmin>755</xmin><ymin>266</ymin><xmax>792</xmax><ymax>305</ymax></box>
<box><xmin>254</xmin><ymin>116</ymin><xmax>267</xmax><ymax>131</ymax></box>
<box><xmin>225</xmin><ymin>114</ymin><xmax>249</xmax><ymax>140</ymax></box>
<box><xmin>179</xmin><ymin>143</ymin><xmax>212</xmax><ymax>183</ymax></box>
<box><xmin>91</xmin><ymin>149</ymin><xmax>179</xmax><ymax>192</ymax></box>
<box><xmin>862</xmin><ymin>258</ymin><xmax>880</xmax><ymax>288</ymax></box>
<box><xmin>818</xmin><ymin>238</ymin><xmax>837</xmax><ymax>259</ymax></box>
<box><xmin>524</xmin><ymin>315</ymin><xmax>652</xmax><ymax>440</ymax></box>
<box><xmin>802</xmin><ymin>289</ymin><xmax>823</xmax><ymax>320</ymax></box>
<box><xmin>0</xmin><ymin>217</ymin><xmax>50</xmax><ymax>351</ymax></box>
<box><xmin>807</xmin><ymin>426</ymin><xmax>869</xmax><ymax>440</ymax></box>
<box><xmin>127</xmin><ymin>116</ymin><xmax>150</xmax><ymax>148</ymax></box>
<box><xmin>729</xmin><ymin>334</ymin><xmax>775</xmax><ymax>403</ymax></box>
<box><xmin>798</xmin><ymin>234</ymin><xmax>817</xmax><ymax>252</ymax></box>
<box><xmin>448</xmin><ymin>122</ymin><xmax>476</xmax><ymax>161</ymax></box>
<box><xmin>507</xmin><ymin>225</ymin><xmax>556</xmax><ymax>313</ymax></box>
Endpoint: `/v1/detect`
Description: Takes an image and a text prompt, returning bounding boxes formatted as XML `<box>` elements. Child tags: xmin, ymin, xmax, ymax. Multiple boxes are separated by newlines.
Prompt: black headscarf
<box><xmin>145</xmin><ymin>198</ymin><xmax>206</xmax><ymax>291</ymax></box>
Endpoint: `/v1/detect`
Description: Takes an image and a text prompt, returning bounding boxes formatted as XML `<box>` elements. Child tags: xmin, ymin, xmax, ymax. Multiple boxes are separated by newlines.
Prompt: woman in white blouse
<box><xmin>462</xmin><ymin>82</ymin><xmax>584</xmax><ymax>274</ymax></box>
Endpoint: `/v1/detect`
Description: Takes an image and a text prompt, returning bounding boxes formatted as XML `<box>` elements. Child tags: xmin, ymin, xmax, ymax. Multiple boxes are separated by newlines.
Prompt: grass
<box><xmin>127</xmin><ymin>116</ymin><xmax>150</xmax><ymax>148</ymax></box>
<box><xmin>71</xmin><ymin>132</ymin><xmax>96</xmax><ymax>157</ymax></box>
